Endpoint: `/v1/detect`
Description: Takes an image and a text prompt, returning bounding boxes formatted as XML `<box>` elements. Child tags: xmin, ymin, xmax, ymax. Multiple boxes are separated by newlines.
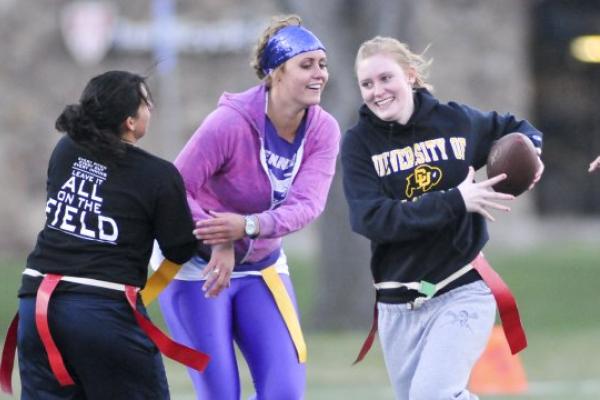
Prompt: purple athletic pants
<box><xmin>158</xmin><ymin>274</ymin><xmax>305</xmax><ymax>400</ymax></box>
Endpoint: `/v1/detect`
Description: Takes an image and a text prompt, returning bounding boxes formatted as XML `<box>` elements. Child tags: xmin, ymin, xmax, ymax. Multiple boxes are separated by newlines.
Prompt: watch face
<box><xmin>245</xmin><ymin>216</ymin><xmax>258</xmax><ymax>236</ymax></box>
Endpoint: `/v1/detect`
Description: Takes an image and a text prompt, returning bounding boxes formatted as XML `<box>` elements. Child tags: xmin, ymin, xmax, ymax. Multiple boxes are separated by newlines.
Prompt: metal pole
<box><xmin>152</xmin><ymin>0</ymin><xmax>181</xmax><ymax>160</ymax></box>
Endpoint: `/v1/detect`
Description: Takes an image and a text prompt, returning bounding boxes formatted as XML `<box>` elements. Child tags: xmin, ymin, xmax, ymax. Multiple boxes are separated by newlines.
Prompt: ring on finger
<box><xmin>213</xmin><ymin>269</ymin><xmax>220</xmax><ymax>274</ymax></box>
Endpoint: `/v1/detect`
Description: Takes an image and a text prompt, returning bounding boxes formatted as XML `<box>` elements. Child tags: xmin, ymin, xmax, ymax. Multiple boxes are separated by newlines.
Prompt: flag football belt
<box><xmin>353</xmin><ymin>254</ymin><xmax>527</xmax><ymax>365</ymax></box>
<box><xmin>141</xmin><ymin>260</ymin><xmax>307</xmax><ymax>364</ymax></box>
<box><xmin>0</xmin><ymin>268</ymin><xmax>210</xmax><ymax>395</ymax></box>
<box><xmin>373</xmin><ymin>262</ymin><xmax>475</xmax><ymax>310</ymax></box>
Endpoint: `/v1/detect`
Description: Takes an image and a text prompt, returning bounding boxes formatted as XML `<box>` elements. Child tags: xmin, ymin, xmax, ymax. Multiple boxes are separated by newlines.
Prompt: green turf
<box><xmin>4</xmin><ymin>329</ymin><xmax>600</xmax><ymax>399</ymax></box>
<box><xmin>486</xmin><ymin>243</ymin><xmax>600</xmax><ymax>333</ymax></box>
<box><xmin>1</xmin><ymin>242</ymin><xmax>599</xmax><ymax>399</ymax></box>
<box><xmin>0</xmin><ymin>261</ymin><xmax>21</xmax><ymax>331</ymax></box>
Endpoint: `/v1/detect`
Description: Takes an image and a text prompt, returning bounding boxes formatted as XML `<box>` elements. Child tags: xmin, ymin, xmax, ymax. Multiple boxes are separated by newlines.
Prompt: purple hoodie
<box><xmin>175</xmin><ymin>84</ymin><xmax>341</xmax><ymax>264</ymax></box>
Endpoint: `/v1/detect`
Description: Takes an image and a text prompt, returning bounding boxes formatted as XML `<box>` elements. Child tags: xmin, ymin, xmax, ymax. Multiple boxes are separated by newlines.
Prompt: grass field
<box><xmin>1</xmin><ymin>242</ymin><xmax>599</xmax><ymax>399</ymax></box>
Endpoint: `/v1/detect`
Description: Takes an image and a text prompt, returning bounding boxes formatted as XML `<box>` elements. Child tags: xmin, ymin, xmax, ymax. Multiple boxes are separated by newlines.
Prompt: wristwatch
<box><xmin>244</xmin><ymin>215</ymin><xmax>259</xmax><ymax>239</ymax></box>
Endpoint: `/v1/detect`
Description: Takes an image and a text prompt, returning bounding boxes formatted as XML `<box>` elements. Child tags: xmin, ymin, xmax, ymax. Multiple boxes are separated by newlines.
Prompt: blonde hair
<box><xmin>250</xmin><ymin>15</ymin><xmax>303</xmax><ymax>86</ymax></box>
<box><xmin>355</xmin><ymin>36</ymin><xmax>434</xmax><ymax>92</ymax></box>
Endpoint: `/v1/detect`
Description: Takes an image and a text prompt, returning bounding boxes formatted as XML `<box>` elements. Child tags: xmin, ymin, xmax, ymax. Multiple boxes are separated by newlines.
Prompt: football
<box><xmin>486</xmin><ymin>132</ymin><xmax>539</xmax><ymax>196</ymax></box>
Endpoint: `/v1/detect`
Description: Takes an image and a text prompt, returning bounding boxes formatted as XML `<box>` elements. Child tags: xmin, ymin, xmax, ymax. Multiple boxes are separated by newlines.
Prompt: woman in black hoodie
<box><xmin>342</xmin><ymin>36</ymin><xmax>544</xmax><ymax>399</ymax></box>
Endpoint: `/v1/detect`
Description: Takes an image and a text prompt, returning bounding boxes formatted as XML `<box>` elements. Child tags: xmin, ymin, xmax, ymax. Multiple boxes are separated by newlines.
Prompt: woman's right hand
<box><xmin>457</xmin><ymin>167</ymin><xmax>515</xmax><ymax>222</ymax></box>
<box><xmin>201</xmin><ymin>242</ymin><xmax>234</xmax><ymax>298</ymax></box>
<box><xmin>194</xmin><ymin>211</ymin><xmax>246</xmax><ymax>245</ymax></box>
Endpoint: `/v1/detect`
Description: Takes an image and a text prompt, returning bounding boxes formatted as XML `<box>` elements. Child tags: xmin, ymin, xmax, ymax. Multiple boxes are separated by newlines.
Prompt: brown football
<box><xmin>486</xmin><ymin>132</ymin><xmax>538</xmax><ymax>196</ymax></box>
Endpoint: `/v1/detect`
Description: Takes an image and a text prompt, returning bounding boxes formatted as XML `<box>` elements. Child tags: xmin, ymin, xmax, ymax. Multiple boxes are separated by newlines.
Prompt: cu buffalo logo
<box><xmin>405</xmin><ymin>164</ymin><xmax>443</xmax><ymax>198</ymax></box>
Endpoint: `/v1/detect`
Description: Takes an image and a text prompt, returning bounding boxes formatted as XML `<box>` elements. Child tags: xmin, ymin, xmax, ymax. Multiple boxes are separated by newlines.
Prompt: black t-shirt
<box><xmin>19</xmin><ymin>136</ymin><xmax>197</xmax><ymax>297</ymax></box>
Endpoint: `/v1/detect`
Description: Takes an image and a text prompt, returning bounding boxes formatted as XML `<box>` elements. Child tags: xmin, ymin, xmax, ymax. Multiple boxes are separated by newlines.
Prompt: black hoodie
<box><xmin>341</xmin><ymin>89</ymin><xmax>542</xmax><ymax>303</ymax></box>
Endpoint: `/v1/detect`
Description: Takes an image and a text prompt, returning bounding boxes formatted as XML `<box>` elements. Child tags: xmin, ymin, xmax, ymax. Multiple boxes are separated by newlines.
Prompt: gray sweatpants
<box><xmin>377</xmin><ymin>281</ymin><xmax>496</xmax><ymax>400</ymax></box>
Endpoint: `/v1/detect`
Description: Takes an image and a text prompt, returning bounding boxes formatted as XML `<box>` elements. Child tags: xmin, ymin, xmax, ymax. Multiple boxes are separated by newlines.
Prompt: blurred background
<box><xmin>1</xmin><ymin>0</ymin><xmax>600</xmax><ymax>398</ymax></box>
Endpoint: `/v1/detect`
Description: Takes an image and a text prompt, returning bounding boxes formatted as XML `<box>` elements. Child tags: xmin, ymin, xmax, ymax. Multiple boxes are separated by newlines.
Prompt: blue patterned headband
<box><xmin>261</xmin><ymin>25</ymin><xmax>326</xmax><ymax>75</ymax></box>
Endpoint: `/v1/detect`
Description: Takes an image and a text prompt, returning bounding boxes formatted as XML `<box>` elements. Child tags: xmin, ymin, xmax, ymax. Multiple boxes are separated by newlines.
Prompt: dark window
<box><xmin>533</xmin><ymin>0</ymin><xmax>600</xmax><ymax>214</ymax></box>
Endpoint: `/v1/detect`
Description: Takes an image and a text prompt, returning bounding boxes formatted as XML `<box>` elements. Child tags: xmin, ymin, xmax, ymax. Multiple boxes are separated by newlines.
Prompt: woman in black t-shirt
<box><xmin>5</xmin><ymin>71</ymin><xmax>204</xmax><ymax>399</ymax></box>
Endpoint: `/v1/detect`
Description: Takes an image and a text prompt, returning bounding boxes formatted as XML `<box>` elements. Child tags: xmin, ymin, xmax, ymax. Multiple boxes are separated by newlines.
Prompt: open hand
<box><xmin>457</xmin><ymin>167</ymin><xmax>515</xmax><ymax>222</ymax></box>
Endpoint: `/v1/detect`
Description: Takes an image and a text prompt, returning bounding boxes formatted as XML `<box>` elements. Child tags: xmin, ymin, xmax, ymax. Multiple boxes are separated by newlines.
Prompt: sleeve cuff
<box><xmin>257</xmin><ymin>212</ymin><xmax>275</xmax><ymax>238</ymax></box>
<box><xmin>445</xmin><ymin>188</ymin><xmax>467</xmax><ymax>218</ymax></box>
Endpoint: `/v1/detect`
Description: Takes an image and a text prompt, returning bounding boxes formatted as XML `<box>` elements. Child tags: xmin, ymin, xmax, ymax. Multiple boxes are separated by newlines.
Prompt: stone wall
<box><xmin>408</xmin><ymin>0</ymin><xmax>540</xmax><ymax>247</ymax></box>
<box><xmin>0</xmin><ymin>0</ymin><xmax>277</xmax><ymax>257</ymax></box>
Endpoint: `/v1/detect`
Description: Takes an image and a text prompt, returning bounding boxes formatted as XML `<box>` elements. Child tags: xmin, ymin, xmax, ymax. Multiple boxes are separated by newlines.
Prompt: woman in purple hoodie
<box><xmin>155</xmin><ymin>15</ymin><xmax>340</xmax><ymax>399</ymax></box>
